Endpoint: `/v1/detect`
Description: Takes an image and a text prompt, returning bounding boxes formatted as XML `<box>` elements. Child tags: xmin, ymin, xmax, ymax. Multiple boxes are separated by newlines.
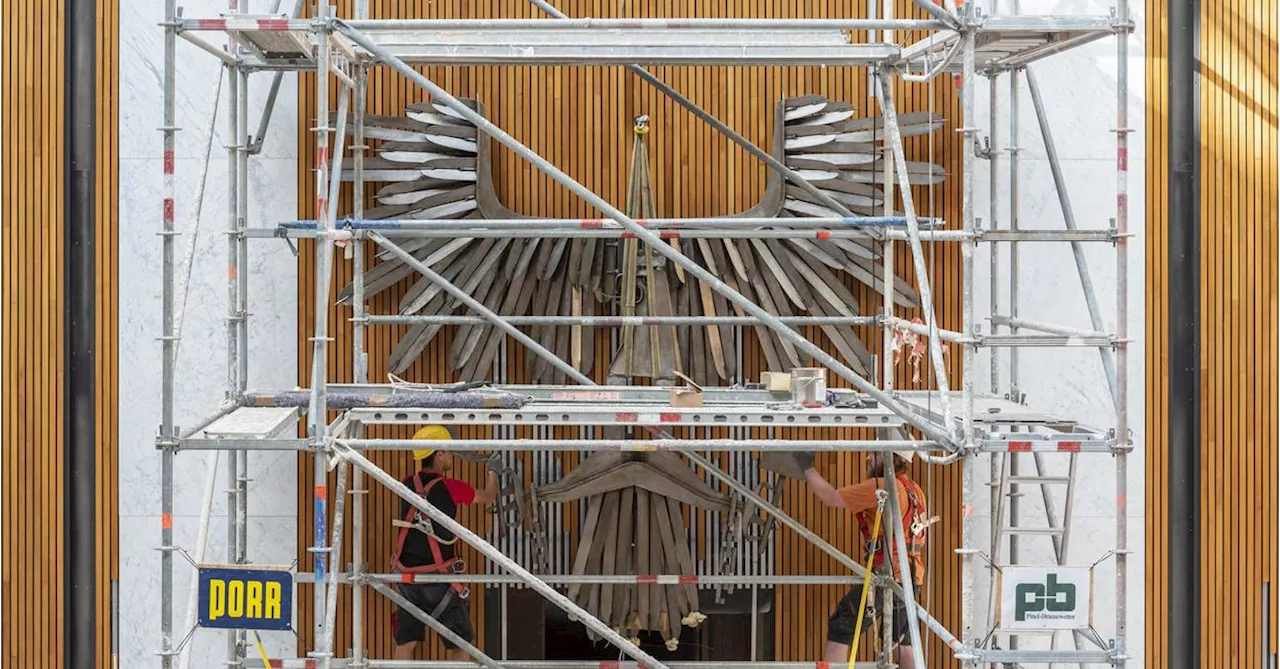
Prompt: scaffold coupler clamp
<box><xmin>1110</xmin><ymin>7</ymin><xmax>1136</xmax><ymax>33</ymax></box>
<box><xmin>1109</xmin><ymin>428</ymin><xmax>1135</xmax><ymax>455</ymax></box>
<box><xmin>153</xmin><ymin>642</ymin><xmax>181</xmax><ymax>658</ymax></box>
<box><xmin>272</xmin><ymin>225</ymin><xmax>299</xmax><ymax>256</ymax></box>
<box><xmin>313</xmin><ymin>436</ymin><xmax>342</xmax><ymax>469</ymax></box>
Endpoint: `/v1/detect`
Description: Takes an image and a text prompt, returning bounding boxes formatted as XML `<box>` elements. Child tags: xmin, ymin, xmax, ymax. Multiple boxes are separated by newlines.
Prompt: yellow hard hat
<box><xmin>411</xmin><ymin>425</ymin><xmax>452</xmax><ymax>461</ymax></box>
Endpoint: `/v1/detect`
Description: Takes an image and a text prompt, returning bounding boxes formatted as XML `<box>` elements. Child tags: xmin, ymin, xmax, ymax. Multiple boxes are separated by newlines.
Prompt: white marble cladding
<box><xmin>968</xmin><ymin>1</ymin><xmax>1147</xmax><ymax>667</ymax></box>
<box><xmin>119</xmin><ymin>1</ymin><xmax>299</xmax><ymax>667</ymax></box>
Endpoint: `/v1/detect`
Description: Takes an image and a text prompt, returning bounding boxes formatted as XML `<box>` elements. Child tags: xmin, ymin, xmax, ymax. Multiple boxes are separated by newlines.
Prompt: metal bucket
<box><xmin>789</xmin><ymin>368</ymin><xmax>827</xmax><ymax>406</ymax></box>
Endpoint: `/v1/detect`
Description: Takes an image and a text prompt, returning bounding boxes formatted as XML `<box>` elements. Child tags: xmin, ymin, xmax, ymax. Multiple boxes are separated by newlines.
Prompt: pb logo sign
<box><xmin>998</xmin><ymin>566</ymin><xmax>1090</xmax><ymax>630</ymax></box>
<box><xmin>1015</xmin><ymin>573</ymin><xmax>1075</xmax><ymax>621</ymax></box>
<box><xmin>197</xmin><ymin>565</ymin><xmax>293</xmax><ymax>631</ymax></box>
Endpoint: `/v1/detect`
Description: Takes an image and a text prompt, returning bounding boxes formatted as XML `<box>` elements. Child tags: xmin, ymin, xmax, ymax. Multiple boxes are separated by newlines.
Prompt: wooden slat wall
<box><xmin>1145</xmin><ymin>1</ymin><xmax>1280</xmax><ymax>667</ymax></box>
<box><xmin>296</xmin><ymin>0</ymin><xmax>962</xmax><ymax>662</ymax></box>
<box><xmin>1</xmin><ymin>1</ymin><xmax>119</xmax><ymax>668</ymax></box>
<box><xmin>96</xmin><ymin>1</ymin><xmax>121</xmax><ymax>665</ymax></box>
<box><xmin>1144</xmin><ymin>0</ymin><xmax>1169</xmax><ymax>660</ymax></box>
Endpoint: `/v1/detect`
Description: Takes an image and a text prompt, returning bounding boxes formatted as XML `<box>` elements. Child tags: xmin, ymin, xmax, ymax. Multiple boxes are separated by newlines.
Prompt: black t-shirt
<box><xmin>397</xmin><ymin>470</ymin><xmax>475</xmax><ymax>568</ymax></box>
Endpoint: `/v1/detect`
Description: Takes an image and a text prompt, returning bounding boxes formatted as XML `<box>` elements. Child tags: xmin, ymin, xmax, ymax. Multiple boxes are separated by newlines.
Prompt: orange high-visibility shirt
<box><xmin>837</xmin><ymin>476</ymin><xmax>928</xmax><ymax>585</ymax></box>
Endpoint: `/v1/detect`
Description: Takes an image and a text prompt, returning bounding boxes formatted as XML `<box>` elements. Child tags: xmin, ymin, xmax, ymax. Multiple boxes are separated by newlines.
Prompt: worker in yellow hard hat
<box><xmin>391</xmin><ymin>425</ymin><xmax>500</xmax><ymax>661</ymax></box>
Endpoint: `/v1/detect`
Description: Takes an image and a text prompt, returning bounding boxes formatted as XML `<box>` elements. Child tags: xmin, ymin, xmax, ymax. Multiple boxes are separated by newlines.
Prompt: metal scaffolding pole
<box><xmin>309</xmin><ymin>5</ymin><xmax>335</xmax><ymax>649</ymax></box>
<box><xmin>234</xmin><ymin>2</ymin><xmax>252</xmax><ymax>660</ymax></box>
<box><xmin>235</xmin><ymin>78</ymin><xmax>250</xmax><ymax>503</ymax></box>
<box><xmin>351</xmin><ymin>3</ymin><xmax>370</xmax><ymax>664</ymax></box>
<box><xmin>226</xmin><ymin>3</ymin><xmax>241</xmax><ymax>407</ymax></box>
<box><xmin>1008</xmin><ymin>65</ymin><xmax>1021</xmax><ymax>396</ymax></box>
<box><xmin>332</xmin><ymin>444</ymin><xmax>674</xmax><ymax>669</ymax></box>
<box><xmin>873</xmin><ymin>73</ymin><xmax>955</xmax><ymax>429</ymax></box>
<box><xmin>910</xmin><ymin>0</ymin><xmax>961</xmax><ymax>30</ymax></box>
<box><xmin>366</xmin><ymin>315</ymin><xmax>879</xmax><ymax>326</ymax></box>
<box><xmin>343</xmin><ymin>17</ymin><xmax>942</xmax><ymax>30</ymax></box>
<box><xmin>293</xmin><ymin>216</ymin><xmax>941</xmax><ymax>229</ymax></box>
<box><xmin>370</xmin><ymin>233</ymin><xmax>595</xmax><ymax>386</ymax></box>
<box><xmin>225</xmin><ymin>9</ymin><xmax>243</xmax><ymax>661</ymax></box>
<box><xmin>302</xmin><ymin>573</ymin><xmax>868</xmax><ymax>586</ymax></box>
<box><xmin>957</xmin><ymin>13</ymin><xmax>979</xmax><ymax>664</ymax></box>
<box><xmin>319</xmin><ymin>462</ymin><xmax>349</xmax><ymax>669</ymax></box>
<box><xmin>1024</xmin><ymin>67</ymin><xmax>1120</xmax><ymax>407</ymax></box>
<box><xmin>987</xmin><ymin>72</ymin><xmax>1000</xmax><ymax>393</ymax></box>
<box><xmin>879</xmin><ymin>6</ymin><xmax>897</xmax><ymax>401</ymax></box>
<box><xmin>288</xmin><ymin>228</ymin><xmax>960</xmax><ymax>241</ymax></box>
<box><xmin>339</xmin><ymin>438</ymin><xmax>941</xmax><ymax>452</ymax></box>
<box><xmin>159</xmin><ymin>0</ymin><xmax>178</xmax><ymax>666</ymax></box>
<box><xmin>361</xmin><ymin>663</ymin><xmax>882</xmax><ymax>669</ymax></box>
<box><xmin>882</xmin><ymin>467</ymin><xmax>926</xmax><ymax>668</ymax></box>
<box><xmin>1113</xmin><ymin>0</ymin><xmax>1132</xmax><ymax>663</ymax></box>
<box><xmin>367</xmin><ymin>583</ymin><xmax>506</xmax><ymax>669</ymax></box>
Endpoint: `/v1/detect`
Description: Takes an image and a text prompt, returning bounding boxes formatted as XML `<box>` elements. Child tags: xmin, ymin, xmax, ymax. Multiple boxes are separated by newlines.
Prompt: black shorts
<box><xmin>826</xmin><ymin>585</ymin><xmax>911</xmax><ymax>646</ymax></box>
<box><xmin>392</xmin><ymin>583</ymin><xmax>474</xmax><ymax>648</ymax></box>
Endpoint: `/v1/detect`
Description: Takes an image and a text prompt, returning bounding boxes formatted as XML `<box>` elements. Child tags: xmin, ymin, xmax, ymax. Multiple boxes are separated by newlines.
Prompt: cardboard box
<box><xmin>669</xmin><ymin>371</ymin><xmax>704</xmax><ymax>407</ymax></box>
<box><xmin>760</xmin><ymin>371</ymin><xmax>792</xmax><ymax>392</ymax></box>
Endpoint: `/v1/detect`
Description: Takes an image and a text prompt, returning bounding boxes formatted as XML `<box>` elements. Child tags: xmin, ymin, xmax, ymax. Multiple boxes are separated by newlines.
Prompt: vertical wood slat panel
<box><xmin>1</xmin><ymin>0</ymin><xmax>119</xmax><ymax>667</ymax></box>
<box><xmin>1145</xmin><ymin>0</ymin><xmax>1169</xmax><ymax>664</ymax></box>
<box><xmin>1147</xmin><ymin>1</ymin><xmax>1279</xmax><ymax>667</ymax></box>
<box><xmin>95</xmin><ymin>0</ymin><xmax>121</xmax><ymax>666</ymax></box>
<box><xmin>296</xmin><ymin>0</ymin><xmax>960</xmax><ymax>663</ymax></box>
<box><xmin>3</xmin><ymin>0</ymin><xmax>65</xmax><ymax>666</ymax></box>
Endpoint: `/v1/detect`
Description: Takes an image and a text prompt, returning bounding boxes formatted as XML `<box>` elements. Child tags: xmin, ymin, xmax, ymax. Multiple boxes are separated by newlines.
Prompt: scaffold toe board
<box><xmin>244</xmin><ymin>662</ymin><xmax>890</xmax><ymax>669</ymax></box>
<box><xmin>196</xmin><ymin>406</ymin><xmax>300</xmax><ymax>439</ymax></box>
<box><xmin>895</xmin><ymin>391</ymin><xmax>1100</xmax><ymax>432</ymax></box>
<box><xmin>300</xmin><ymin>383</ymin><xmax>868</xmax><ymax>407</ymax></box>
<box><xmin>899</xmin><ymin>15</ymin><xmax>1117</xmax><ymax>73</ymax></box>
<box><xmin>344</xmin><ymin>402</ymin><xmax>907</xmax><ymax>428</ymax></box>
<box><xmin>361</xmin><ymin>27</ymin><xmax>900</xmax><ymax>66</ymax></box>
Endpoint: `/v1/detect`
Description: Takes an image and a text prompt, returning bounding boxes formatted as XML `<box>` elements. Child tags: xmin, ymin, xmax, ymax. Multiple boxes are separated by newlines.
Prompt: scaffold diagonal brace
<box><xmin>335</xmin><ymin>21</ymin><xmax>957</xmax><ymax>450</ymax></box>
<box><xmin>370</xmin><ymin>232</ymin><xmax>595</xmax><ymax>386</ymax></box>
<box><xmin>332</xmin><ymin>441</ymin><xmax>675</xmax><ymax>669</ymax></box>
<box><xmin>367</xmin><ymin>581</ymin><xmax>506</xmax><ymax>669</ymax></box>
<box><xmin>873</xmin><ymin>71</ymin><xmax>955</xmax><ymax>430</ymax></box>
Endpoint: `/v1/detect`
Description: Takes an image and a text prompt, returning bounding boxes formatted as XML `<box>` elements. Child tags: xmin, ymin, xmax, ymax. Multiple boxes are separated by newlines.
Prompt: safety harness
<box><xmin>392</xmin><ymin>470</ymin><xmax>469</xmax><ymax>615</ymax></box>
<box><xmin>854</xmin><ymin>474</ymin><xmax>936</xmax><ymax>585</ymax></box>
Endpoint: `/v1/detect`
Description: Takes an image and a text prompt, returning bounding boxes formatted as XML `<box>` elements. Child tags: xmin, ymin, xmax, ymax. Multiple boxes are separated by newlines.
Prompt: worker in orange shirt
<box><xmin>796</xmin><ymin>450</ymin><xmax>931</xmax><ymax>668</ymax></box>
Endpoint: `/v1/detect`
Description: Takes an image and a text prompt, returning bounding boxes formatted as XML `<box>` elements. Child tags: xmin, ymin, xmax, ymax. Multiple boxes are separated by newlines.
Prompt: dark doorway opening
<box><xmin>485</xmin><ymin>586</ymin><xmax>774</xmax><ymax>661</ymax></box>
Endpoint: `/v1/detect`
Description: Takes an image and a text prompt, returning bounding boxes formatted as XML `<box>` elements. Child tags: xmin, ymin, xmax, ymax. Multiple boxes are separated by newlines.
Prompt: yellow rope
<box><xmin>848</xmin><ymin>492</ymin><xmax>888</xmax><ymax>669</ymax></box>
<box><xmin>251</xmin><ymin>630</ymin><xmax>273</xmax><ymax>667</ymax></box>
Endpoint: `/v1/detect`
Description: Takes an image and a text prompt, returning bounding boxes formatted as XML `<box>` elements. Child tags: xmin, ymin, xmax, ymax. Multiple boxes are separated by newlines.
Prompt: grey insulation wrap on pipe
<box><xmin>244</xmin><ymin>390</ymin><xmax>530</xmax><ymax>409</ymax></box>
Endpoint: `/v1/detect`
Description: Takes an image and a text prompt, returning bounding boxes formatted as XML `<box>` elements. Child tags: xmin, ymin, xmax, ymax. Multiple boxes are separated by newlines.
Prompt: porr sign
<box><xmin>197</xmin><ymin>565</ymin><xmax>293</xmax><ymax>631</ymax></box>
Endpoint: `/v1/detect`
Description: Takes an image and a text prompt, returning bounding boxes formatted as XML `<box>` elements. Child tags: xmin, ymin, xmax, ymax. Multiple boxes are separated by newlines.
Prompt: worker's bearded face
<box><xmin>866</xmin><ymin>453</ymin><xmax>885</xmax><ymax>477</ymax></box>
<box><xmin>434</xmin><ymin>451</ymin><xmax>454</xmax><ymax>474</ymax></box>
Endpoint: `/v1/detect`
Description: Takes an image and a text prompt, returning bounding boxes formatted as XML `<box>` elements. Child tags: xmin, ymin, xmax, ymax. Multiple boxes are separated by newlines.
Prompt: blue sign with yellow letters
<box><xmin>197</xmin><ymin>565</ymin><xmax>293</xmax><ymax>631</ymax></box>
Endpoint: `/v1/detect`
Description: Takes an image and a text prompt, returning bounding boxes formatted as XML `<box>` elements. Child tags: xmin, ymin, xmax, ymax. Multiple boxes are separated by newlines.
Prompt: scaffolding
<box><xmin>155</xmin><ymin>1</ymin><xmax>1134</xmax><ymax>667</ymax></box>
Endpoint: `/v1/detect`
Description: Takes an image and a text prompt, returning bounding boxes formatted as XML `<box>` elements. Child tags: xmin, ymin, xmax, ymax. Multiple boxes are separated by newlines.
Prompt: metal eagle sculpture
<box><xmin>338</xmin><ymin>96</ymin><xmax>946</xmax><ymax>386</ymax></box>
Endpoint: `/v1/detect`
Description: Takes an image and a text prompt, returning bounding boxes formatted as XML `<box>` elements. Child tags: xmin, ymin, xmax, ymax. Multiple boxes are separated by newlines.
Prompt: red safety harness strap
<box><xmin>392</xmin><ymin>470</ymin><xmax>467</xmax><ymax>597</ymax></box>
<box><xmin>855</xmin><ymin>475</ymin><xmax>928</xmax><ymax>581</ymax></box>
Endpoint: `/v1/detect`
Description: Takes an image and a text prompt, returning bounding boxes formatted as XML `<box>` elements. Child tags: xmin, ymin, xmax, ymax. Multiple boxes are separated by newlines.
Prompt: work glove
<box><xmin>485</xmin><ymin>451</ymin><xmax>505</xmax><ymax>473</ymax></box>
<box><xmin>792</xmin><ymin>451</ymin><xmax>816</xmax><ymax>472</ymax></box>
